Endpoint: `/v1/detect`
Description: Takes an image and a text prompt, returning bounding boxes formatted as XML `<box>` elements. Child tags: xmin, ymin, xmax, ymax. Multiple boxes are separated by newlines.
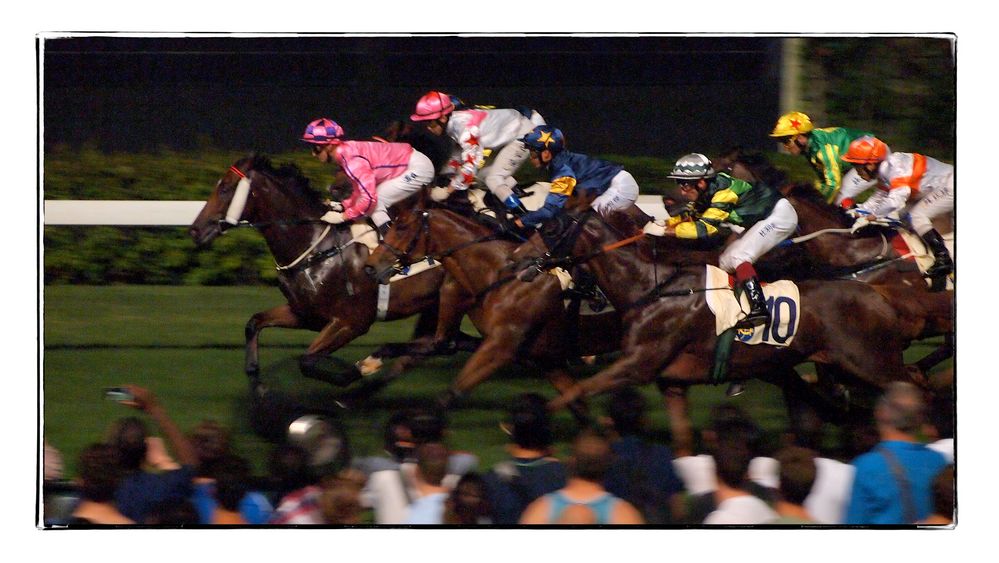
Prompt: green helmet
<box><xmin>667</xmin><ymin>153</ymin><xmax>716</xmax><ymax>180</ymax></box>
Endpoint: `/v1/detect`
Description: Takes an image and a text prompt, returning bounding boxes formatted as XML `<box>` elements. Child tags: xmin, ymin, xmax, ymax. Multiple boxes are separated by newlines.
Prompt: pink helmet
<box><xmin>410</xmin><ymin>91</ymin><xmax>455</xmax><ymax>122</ymax></box>
<box><xmin>301</xmin><ymin>118</ymin><xmax>345</xmax><ymax>144</ymax></box>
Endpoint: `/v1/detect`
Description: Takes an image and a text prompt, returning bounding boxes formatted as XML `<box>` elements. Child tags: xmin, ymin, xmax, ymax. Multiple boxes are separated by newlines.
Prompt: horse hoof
<box><xmin>725</xmin><ymin>382</ymin><xmax>746</xmax><ymax>397</ymax></box>
<box><xmin>580</xmin><ymin>355</ymin><xmax>597</xmax><ymax>365</ymax></box>
<box><xmin>356</xmin><ymin>356</ymin><xmax>384</xmax><ymax>376</ymax></box>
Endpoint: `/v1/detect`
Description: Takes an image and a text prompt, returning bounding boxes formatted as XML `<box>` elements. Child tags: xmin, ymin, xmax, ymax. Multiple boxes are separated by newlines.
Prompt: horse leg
<box><xmin>245</xmin><ymin>305</ymin><xmax>304</xmax><ymax>393</ymax></box>
<box><xmin>548</xmin><ymin>339</ymin><xmax>669</xmax><ymax>412</ymax></box>
<box><xmin>657</xmin><ymin>383</ymin><xmax>694</xmax><ymax>457</ymax></box>
<box><xmin>544</xmin><ymin>364</ymin><xmax>592</xmax><ymax>425</ymax></box>
<box><xmin>438</xmin><ymin>327</ymin><xmax>523</xmax><ymax>408</ymax></box>
<box><xmin>299</xmin><ymin>318</ymin><xmax>371</xmax><ymax>387</ymax></box>
<box><xmin>914</xmin><ymin>332</ymin><xmax>954</xmax><ymax>376</ymax></box>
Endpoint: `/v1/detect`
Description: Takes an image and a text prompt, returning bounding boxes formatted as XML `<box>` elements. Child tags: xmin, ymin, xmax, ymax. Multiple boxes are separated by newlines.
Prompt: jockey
<box><xmin>302</xmin><ymin>118</ymin><xmax>435</xmax><ymax>235</ymax></box>
<box><xmin>409</xmin><ymin>90</ymin><xmax>546</xmax><ymax>214</ymax></box>
<box><xmin>512</xmin><ymin>125</ymin><xmax>640</xmax><ymax>229</ymax></box>
<box><xmin>842</xmin><ymin>135</ymin><xmax>954</xmax><ymax>289</ymax></box>
<box><xmin>769</xmin><ymin>111</ymin><xmax>878</xmax><ymax>207</ymax></box>
<box><xmin>654</xmin><ymin>153</ymin><xmax>799</xmax><ymax>328</ymax></box>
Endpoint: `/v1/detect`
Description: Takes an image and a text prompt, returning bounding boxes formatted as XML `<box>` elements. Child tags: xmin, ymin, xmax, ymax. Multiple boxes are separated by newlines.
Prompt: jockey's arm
<box><xmin>340</xmin><ymin>156</ymin><xmax>378</xmax><ymax>220</ymax></box>
<box><xmin>519</xmin><ymin>175</ymin><xmax>577</xmax><ymax>228</ymax></box>
<box><xmin>857</xmin><ymin>185</ymin><xmax>910</xmax><ymax>218</ymax></box>
<box><xmin>449</xmin><ymin>126</ymin><xmax>484</xmax><ymax>191</ymax></box>
<box><xmin>812</xmin><ymin>145</ymin><xmax>845</xmax><ymax>203</ymax></box>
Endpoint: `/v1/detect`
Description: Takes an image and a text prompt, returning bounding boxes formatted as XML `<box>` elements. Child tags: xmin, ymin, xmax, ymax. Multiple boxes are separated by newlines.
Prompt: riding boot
<box><xmin>736</xmin><ymin>277</ymin><xmax>769</xmax><ymax>328</ymax></box>
<box><xmin>921</xmin><ymin>229</ymin><xmax>953</xmax><ymax>291</ymax></box>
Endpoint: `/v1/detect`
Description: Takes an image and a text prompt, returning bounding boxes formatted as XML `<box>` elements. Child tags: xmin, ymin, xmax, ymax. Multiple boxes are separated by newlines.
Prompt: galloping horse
<box><xmin>715</xmin><ymin>148</ymin><xmax>953</xmax><ymax>376</ymax></box>
<box><xmin>364</xmin><ymin>193</ymin><xmax>624</xmax><ymax>421</ymax></box>
<box><xmin>544</xmin><ymin>211</ymin><xmax>939</xmax><ymax>452</ymax></box>
<box><xmin>189</xmin><ymin>155</ymin><xmax>477</xmax><ymax>396</ymax></box>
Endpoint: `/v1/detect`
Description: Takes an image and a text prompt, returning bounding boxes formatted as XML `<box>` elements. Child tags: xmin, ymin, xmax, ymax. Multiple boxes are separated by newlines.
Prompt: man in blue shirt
<box><xmin>845</xmin><ymin>382</ymin><xmax>949</xmax><ymax>524</ymax></box>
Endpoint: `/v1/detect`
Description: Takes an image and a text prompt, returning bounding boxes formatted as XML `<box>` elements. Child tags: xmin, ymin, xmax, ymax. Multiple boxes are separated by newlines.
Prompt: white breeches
<box><xmin>479</xmin><ymin>112</ymin><xmax>542</xmax><ymax>201</ymax></box>
<box><xmin>906</xmin><ymin>174</ymin><xmax>954</xmax><ymax>236</ymax></box>
<box><xmin>371</xmin><ymin>150</ymin><xmax>435</xmax><ymax>227</ymax></box>
<box><xmin>591</xmin><ymin>170</ymin><xmax>640</xmax><ymax>215</ymax></box>
<box><xmin>719</xmin><ymin>198</ymin><xmax>799</xmax><ymax>272</ymax></box>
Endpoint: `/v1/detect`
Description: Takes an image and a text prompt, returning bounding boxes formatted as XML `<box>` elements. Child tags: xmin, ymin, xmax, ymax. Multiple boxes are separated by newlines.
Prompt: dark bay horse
<box><xmin>189</xmin><ymin>155</ymin><xmax>477</xmax><ymax>396</ymax></box>
<box><xmin>714</xmin><ymin>149</ymin><xmax>953</xmax><ymax>376</ymax></box>
<box><xmin>364</xmin><ymin>194</ymin><xmax>624</xmax><ymax>420</ymax></box>
<box><xmin>544</xmin><ymin>211</ymin><xmax>940</xmax><ymax>453</ymax></box>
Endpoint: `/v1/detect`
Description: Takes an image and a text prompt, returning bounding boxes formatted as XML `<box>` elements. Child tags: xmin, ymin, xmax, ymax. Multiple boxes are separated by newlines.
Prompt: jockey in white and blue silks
<box><xmin>514</xmin><ymin>125</ymin><xmax>640</xmax><ymax>229</ymax></box>
<box><xmin>409</xmin><ymin>90</ymin><xmax>545</xmax><ymax>214</ymax></box>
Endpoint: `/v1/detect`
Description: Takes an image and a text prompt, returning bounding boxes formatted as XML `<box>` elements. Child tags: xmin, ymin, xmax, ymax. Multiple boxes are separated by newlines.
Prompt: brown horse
<box><xmin>714</xmin><ymin>149</ymin><xmax>953</xmax><ymax>376</ymax></box>
<box><xmin>364</xmin><ymin>193</ymin><xmax>623</xmax><ymax>420</ymax></box>
<box><xmin>544</xmin><ymin>211</ymin><xmax>939</xmax><ymax>453</ymax></box>
<box><xmin>189</xmin><ymin>155</ymin><xmax>478</xmax><ymax>396</ymax></box>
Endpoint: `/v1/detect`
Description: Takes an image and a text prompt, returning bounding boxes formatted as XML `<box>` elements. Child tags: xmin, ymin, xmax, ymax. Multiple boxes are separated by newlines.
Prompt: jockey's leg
<box><xmin>908</xmin><ymin>181</ymin><xmax>954</xmax><ymax>290</ymax></box>
<box><xmin>371</xmin><ymin>150</ymin><xmax>436</xmax><ymax>230</ymax></box>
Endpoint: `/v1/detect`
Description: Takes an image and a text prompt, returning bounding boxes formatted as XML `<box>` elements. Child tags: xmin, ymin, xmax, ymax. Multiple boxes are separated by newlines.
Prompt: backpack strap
<box><xmin>879</xmin><ymin>446</ymin><xmax>917</xmax><ymax>523</ymax></box>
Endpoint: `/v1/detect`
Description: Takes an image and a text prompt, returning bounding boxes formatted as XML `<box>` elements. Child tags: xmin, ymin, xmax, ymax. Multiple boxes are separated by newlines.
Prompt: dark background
<box><xmin>43</xmin><ymin>35</ymin><xmax>783</xmax><ymax>158</ymax></box>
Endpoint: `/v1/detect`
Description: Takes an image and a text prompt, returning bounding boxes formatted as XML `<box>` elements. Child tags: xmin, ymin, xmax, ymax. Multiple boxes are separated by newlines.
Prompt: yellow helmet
<box><xmin>770</xmin><ymin>111</ymin><xmax>814</xmax><ymax>137</ymax></box>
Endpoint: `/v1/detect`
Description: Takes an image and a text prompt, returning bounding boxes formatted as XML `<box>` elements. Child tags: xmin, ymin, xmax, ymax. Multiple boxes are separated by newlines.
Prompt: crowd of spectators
<box><xmin>42</xmin><ymin>381</ymin><xmax>954</xmax><ymax>527</ymax></box>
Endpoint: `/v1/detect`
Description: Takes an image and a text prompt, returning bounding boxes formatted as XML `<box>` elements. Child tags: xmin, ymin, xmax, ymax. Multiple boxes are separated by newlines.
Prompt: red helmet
<box><xmin>301</xmin><ymin>118</ymin><xmax>345</xmax><ymax>145</ymax></box>
<box><xmin>410</xmin><ymin>91</ymin><xmax>455</xmax><ymax>122</ymax></box>
<box><xmin>842</xmin><ymin>135</ymin><xmax>889</xmax><ymax>164</ymax></box>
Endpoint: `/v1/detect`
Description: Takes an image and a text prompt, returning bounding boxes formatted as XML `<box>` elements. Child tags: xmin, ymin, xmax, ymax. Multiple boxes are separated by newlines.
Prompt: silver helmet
<box><xmin>667</xmin><ymin>153</ymin><xmax>717</xmax><ymax>180</ymax></box>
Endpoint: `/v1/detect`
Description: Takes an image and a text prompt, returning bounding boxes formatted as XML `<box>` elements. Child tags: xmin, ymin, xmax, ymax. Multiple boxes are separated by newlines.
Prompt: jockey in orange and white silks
<box><xmin>842</xmin><ymin>135</ymin><xmax>954</xmax><ymax>288</ymax></box>
<box><xmin>302</xmin><ymin>118</ymin><xmax>435</xmax><ymax>234</ymax></box>
<box><xmin>409</xmin><ymin>91</ymin><xmax>546</xmax><ymax>214</ymax></box>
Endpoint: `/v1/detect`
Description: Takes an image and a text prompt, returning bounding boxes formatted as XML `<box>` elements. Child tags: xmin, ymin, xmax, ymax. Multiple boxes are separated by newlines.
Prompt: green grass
<box><xmin>43</xmin><ymin>285</ymin><xmax>950</xmax><ymax>478</ymax></box>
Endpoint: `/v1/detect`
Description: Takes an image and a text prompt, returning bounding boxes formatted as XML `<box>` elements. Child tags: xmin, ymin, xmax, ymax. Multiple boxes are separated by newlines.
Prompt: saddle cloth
<box><xmin>704</xmin><ymin>265</ymin><xmax>801</xmax><ymax>347</ymax></box>
<box><xmin>892</xmin><ymin>229</ymin><xmax>955</xmax><ymax>291</ymax></box>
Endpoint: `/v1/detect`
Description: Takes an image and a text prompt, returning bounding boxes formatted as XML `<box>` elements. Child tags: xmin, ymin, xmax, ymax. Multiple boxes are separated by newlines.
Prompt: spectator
<box><xmin>143</xmin><ymin>498</ymin><xmax>200</xmax><ymax>526</ymax></box>
<box><xmin>107</xmin><ymin>384</ymin><xmax>198</xmax><ymax>523</ymax></box>
<box><xmin>444</xmin><ymin>472</ymin><xmax>493</xmax><ymax>525</ymax></box>
<box><xmin>44</xmin><ymin>440</ymin><xmax>64</xmax><ymax>482</ymax></box>
<box><xmin>925</xmin><ymin>401</ymin><xmax>955</xmax><ymax>465</ymax></box>
<box><xmin>601</xmin><ymin>387</ymin><xmax>684</xmax><ymax>524</ymax></box>
<box><xmin>356</xmin><ymin>407</ymin><xmax>478</xmax><ymax>524</ymax></box>
<box><xmin>799</xmin><ymin>428</ymin><xmax>859</xmax><ymax>526</ymax></box>
<box><xmin>845</xmin><ymin>382</ymin><xmax>949</xmax><ymax>524</ymax></box>
<box><xmin>188</xmin><ymin>420</ymin><xmax>273</xmax><ymax>525</ymax></box>
<box><xmin>482</xmin><ymin>393</ymin><xmax>567</xmax><ymax>525</ymax></box>
<box><xmin>405</xmin><ymin>442</ymin><xmax>451</xmax><ymax>525</ymax></box>
<box><xmin>67</xmin><ymin>443</ymin><xmax>134</xmax><ymax>525</ymax></box>
<box><xmin>519</xmin><ymin>428</ymin><xmax>644</xmax><ymax>525</ymax></box>
<box><xmin>918</xmin><ymin>465</ymin><xmax>954</xmax><ymax>525</ymax></box>
<box><xmin>319</xmin><ymin>469</ymin><xmax>367</xmax><ymax>525</ymax></box>
<box><xmin>767</xmin><ymin>446</ymin><xmax>818</xmax><ymax>524</ymax></box>
<box><xmin>268</xmin><ymin>444</ymin><xmax>328</xmax><ymax>525</ymax></box>
<box><xmin>701</xmin><ymin>409</ymin><xmax>779</xmax><ymax>525</ymax></box>
<box><xmin>673</xmin><ymin>404</ymin><xmax>778</xmax><ymax>523</ymax></box>
<box><xmin>211</xmin><ymin>455</ymin><xmax>253</xmax><ymax>525</ymax></box>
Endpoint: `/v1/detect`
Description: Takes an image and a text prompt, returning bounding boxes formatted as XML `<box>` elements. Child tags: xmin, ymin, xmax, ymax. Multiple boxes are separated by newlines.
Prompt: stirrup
<box><xmin>735</xmin><ymin>310</ymin><xmax>768</xmax><ymax>329</ymax></box>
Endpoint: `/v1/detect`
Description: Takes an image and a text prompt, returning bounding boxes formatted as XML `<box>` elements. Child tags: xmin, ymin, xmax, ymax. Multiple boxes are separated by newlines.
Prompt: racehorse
<box><xmin>714</xmin><ymin>148</ymin><xmax>954</xmax><ymax>376</ymax></box>
<box><xmin>542</xmin><ymin>210</ymin><xmax>940</xmax><ymax>453</ymax></box>
<box><xmin>364</xmin><ymin>192</ymin><xmax>624</xmax><ymax>422</ymax></box>
<box><xmin>189</xmin><ymin>154</ymin><xmax>478</xmax><ymax>398</ymax></box>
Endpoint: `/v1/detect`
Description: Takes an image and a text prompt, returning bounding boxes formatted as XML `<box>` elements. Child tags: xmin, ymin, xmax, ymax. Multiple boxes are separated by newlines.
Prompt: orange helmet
<box><xmin>770</xmin><ymin>111</ymin><xmax>814</xmax><ymax>137</ymax></box>
<box><xmin>842</xmin><ymin>135</ymin><xmax>889</xmax><ymax>164</ymax></box>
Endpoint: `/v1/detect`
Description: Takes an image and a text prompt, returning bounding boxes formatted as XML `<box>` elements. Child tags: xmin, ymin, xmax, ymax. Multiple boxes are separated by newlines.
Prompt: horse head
<box><xmin>189</xmin><ymin>154</ymin><xmax>326</xmax><ymax>248</ymax></box>
<box><xmin>364</xmin><ymin>190</ymin><xmax>434</xmax><ymax>284</ymax></box>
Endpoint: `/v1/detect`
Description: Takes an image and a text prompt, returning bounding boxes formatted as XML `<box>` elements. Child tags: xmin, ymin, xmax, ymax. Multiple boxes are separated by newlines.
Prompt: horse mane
<box><xmin>247</xmin><ymin>154</ymin><xmax>325</xmax><ymax>206</ymax></box>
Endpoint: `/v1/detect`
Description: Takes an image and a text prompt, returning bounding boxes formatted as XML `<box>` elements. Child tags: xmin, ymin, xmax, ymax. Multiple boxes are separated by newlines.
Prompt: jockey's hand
<box><xmin>326</xmin><ymin>200</ymin><xmax>344</xmax><ymax>212</ymax></box>
<box><xmin>846</xmin><ymin>207</ymin><xmax>872</xmax><ymax>219</ymax></box>
<box><xmin>430</xmin><ymin>186</ymin><xmax>453</xmax><ymax>202</ymax></box>
<box><xmin>321</xmin><ymin>210</ymin><xmax>347</xmax><ymax>224</ymax></box>
<box><xmin>642</xmin><ymin>220</ymin><xmax>668</xmax><ymax>237</ymax></box>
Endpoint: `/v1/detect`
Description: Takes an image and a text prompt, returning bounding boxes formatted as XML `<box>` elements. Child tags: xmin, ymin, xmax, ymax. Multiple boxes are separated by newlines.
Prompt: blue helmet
<box><xmin>521</xmin><ymin>125</ymin><xmax>566</xmax><ymax>154</ymax></box>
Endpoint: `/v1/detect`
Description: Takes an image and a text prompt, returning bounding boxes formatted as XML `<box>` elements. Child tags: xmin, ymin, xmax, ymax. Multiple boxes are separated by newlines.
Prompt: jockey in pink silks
<box><xmin>302</xmin><ymin>118</ymin><xmax>435</xmax><ymax>234</ymax></box>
